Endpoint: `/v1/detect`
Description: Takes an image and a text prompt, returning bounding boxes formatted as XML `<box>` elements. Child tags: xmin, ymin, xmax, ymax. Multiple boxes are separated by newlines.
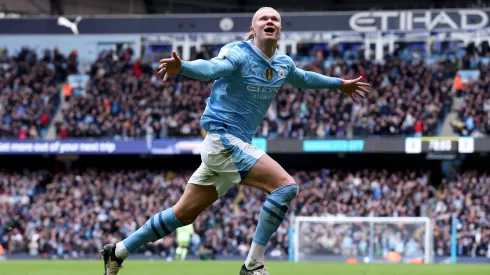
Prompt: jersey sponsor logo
<box><xmin>265</xmin><ymin>67</ymin><xmax>273</xmax><ymax>81</ymax></box>
<box><xmin>246</xmin><ymin>84</ymin><xmax>280</xmax><ymax>93</ymax></box>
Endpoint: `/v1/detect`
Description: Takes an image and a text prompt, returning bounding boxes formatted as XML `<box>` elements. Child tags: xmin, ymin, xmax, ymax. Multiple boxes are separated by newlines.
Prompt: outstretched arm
<box><xmin>286</xmin><ymin>67</ymin><xmax>342</xmax><ymax>90</ymax></box>
<box><xmin>179</xmin><ymin>58</ymin><xmax>236</xmax><ymax>81</ymax></box>
<box><xmin>158</xmin><ymin>50</ymin><xmax>241</xmax><ymax>82</ymax></box>
<box><xmin>286</xmin><ymin>65</ymin><xmax>371</xmax><ymax>103</ymax></box>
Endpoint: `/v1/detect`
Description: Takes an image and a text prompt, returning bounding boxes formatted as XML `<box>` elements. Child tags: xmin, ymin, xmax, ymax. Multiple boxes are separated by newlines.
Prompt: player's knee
<box><xmin>272</xmin><ymin>183</ymin><xmax>299</xmax><ymax>204</ymax></box>
<box><xmin>286</xmin><ymin>183</ymin><xmax>299</xmax><ymax>201</ymax></box>
<box><xmin>173</xmin><ymin>205</ymin><xmax>201</xmax><ymax>226</ymax></box>
<box><xmin>174</xmin><ymin>210</ymin><xmax>197</xmax><ymax>226</ymax></box>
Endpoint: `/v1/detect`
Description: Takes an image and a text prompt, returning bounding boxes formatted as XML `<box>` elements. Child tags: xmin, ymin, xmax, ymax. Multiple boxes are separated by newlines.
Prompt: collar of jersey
<box><xmin>246</xmin><ymin>39</ymin><xmax>277</xmax><ymax>65</ymax></box>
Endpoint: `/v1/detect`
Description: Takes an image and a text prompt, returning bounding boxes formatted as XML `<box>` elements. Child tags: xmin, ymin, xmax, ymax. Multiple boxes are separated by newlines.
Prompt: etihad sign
<box><xmin>349</xmin><ymin>10</ymin><xmax>489</xmax><ymax>32</ymax></box>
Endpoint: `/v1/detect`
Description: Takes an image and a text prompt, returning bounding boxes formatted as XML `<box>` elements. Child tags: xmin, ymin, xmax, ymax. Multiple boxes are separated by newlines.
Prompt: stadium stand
<box><xmin>1</xmin><ymin>168</ymin><xmax>488</xmax><ymax>259</ymax></box>
<box><xmin>49</xmin><ymin>43</ymin><xmax>465</xmax><ymax>139</ymax></box>
<box><xmin>453</xmin><ymin>64</ymin><xmax>490</xmax><ymax>137</ymax></box>
<box><xmin>5</xmin><ymin>41</ymin><xmax>490</xmax><ymax>141</ymax></box>
<box><xmin>1</xmin><ymin>3</ymin><xmax>490</xmax><ymax>270</ymax></box>
<box><xmin>0</xmin><ymin>48</ymin><xmax>76</xmax><ymax>139</ymax></box>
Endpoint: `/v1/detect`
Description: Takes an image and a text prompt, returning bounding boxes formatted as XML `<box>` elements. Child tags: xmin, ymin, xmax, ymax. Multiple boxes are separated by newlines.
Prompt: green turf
<box><xmin>1</xmin><ymin>261</ymin><xmax>489</xmax><ymax>275</ymax></box>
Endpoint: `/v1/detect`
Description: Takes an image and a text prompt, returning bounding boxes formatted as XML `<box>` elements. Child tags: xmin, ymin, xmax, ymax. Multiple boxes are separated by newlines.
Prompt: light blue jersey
<box><xmin>179</xmin><ymin>40</ymin><xmax>342</xmax><ymax>143</ymax></box>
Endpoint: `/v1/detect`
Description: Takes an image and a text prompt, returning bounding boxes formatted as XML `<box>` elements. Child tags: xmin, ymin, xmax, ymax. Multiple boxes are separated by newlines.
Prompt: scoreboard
<box><xmin>404</xmin><ymin>136</ymin><xmax>475</xmax><ymax>154</ymax></box>
<box><xmin>265</xmin><ymin>136</ymin><xmax>483</xmax><ymax>154</ymax></box>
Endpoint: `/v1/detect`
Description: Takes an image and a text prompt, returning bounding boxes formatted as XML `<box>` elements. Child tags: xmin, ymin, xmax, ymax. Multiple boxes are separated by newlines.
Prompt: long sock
<box><xmin>181</xmin><ymin>248</ymin><xmax>188</xmax><ymax>261</ymax></box>
<box><xmin>245</xmin><ymin>184</ymin><xmax>298</xmax><ymax>269</ymax></box>
<box><xmin>115</xmin><ymin>207</ymin><xmax>183</xmax><ymax>260</ymax></box>
<box><xmin>175</xmin><ymin>246</ymin><xmax>182</xmax><ymax>260</ymax></box>
<box><xmin>245</xmin><ymin>242</ymin><xmax>265</xmax><ymax>269</ymax></box>
<box><xmin>115</xmin><ymin>241</ymin><xmax>130</xmax><ymax>260</ymax></box>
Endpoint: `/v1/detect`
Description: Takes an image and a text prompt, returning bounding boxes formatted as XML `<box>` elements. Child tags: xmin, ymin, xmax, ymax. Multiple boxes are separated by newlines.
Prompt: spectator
<box><xmin>54</xmin><ymin>44</ymin><xmax>463</xmax><ymax>140</ymax></box>
<box><xmin>1</xmin><ymin>168</ymin><xmax>488</xmax><ymax>259</ymax></box>
<box><xmin>0</xmin><ymin>48</ymin><xmax>73</xmax><ymax>139</ymax></box>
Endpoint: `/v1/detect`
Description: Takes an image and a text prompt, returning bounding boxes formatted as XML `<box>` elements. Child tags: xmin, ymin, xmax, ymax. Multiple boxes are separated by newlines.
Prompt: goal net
<box><xmin>293</xmin><ymin>216</ymin><xmax>433</xmax><ymax>263</ymax></box>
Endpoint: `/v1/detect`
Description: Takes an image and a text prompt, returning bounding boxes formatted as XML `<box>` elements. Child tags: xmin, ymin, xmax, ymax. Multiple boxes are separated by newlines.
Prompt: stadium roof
<box><xmin>0</xmin><ymin>0</ymin><xmax>485</xmax><ymax>15</ymax></box>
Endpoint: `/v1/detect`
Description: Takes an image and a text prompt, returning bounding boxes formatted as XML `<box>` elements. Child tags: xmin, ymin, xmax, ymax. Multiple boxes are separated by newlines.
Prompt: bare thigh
<box><xmin>173</xmin><ymin>183</ymin><xmax>218</xmax><ymax>225</ymax></box>
<box><xmin>240</xmin><ymin>153</ymin><xmax>295</xmax><ymax>194</ymax></box>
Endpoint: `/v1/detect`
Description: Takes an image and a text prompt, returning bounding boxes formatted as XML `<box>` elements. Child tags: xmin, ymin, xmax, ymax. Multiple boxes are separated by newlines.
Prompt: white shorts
<box><xmin>188</xmin><ymin>130</ymin><xmax>265</xmax><ymax>197</ymax></box>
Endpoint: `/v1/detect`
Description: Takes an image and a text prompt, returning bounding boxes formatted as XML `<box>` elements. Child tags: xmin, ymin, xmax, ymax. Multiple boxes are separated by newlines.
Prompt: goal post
<box><xmin>293</xmin><ymin>216</ymin><xmax>433</xmax><ymax>264</ymax></box>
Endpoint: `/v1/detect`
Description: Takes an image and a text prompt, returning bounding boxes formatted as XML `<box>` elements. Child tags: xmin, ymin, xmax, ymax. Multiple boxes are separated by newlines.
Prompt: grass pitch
<box><xmin>1</xmin><ymin>260</ymin><xmax>489</xmax><ymax>275</ymax></box>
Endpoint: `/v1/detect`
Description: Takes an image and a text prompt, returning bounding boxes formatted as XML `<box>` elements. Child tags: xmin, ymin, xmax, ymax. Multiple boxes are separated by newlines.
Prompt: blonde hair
<box><xmin>244</xmin><ymin>7</ymin><xmax>278</xmax><ymax>41</ymax></box>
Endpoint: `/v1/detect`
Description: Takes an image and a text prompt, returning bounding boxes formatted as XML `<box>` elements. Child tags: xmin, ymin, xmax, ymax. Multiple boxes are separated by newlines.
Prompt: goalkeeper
<box><xmin>175</xmin><ymin>223</ymin><xmax>194</xmax><ymax>261</ymax></box>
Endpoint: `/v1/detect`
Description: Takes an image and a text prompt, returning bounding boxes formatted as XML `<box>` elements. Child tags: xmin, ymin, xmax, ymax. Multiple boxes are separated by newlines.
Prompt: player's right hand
<box><xmin>158</xmin><ymin>51</ymin><xmax>182</xmax><ymax>82</ymax></box>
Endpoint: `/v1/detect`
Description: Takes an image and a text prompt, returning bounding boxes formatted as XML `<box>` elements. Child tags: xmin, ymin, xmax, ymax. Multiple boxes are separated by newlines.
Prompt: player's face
<box><xmin>251</xmin><ymin>8</ymin><xmax>282</xmax><ymax>42</ymax></box>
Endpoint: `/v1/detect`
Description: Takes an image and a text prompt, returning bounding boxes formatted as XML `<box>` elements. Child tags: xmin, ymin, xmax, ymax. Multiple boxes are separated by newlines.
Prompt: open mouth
<box><xmin>264</xmin><ymin>27</ymin><xmax>275</xmax><ymax>34</ymax></box>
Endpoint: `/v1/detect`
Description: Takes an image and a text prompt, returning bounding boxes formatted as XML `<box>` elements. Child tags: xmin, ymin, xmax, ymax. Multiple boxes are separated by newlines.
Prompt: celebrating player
<box><xmin>101</xmin><ymin>6</ymin><xmax>370</xmax><ymax>275</ymax></box>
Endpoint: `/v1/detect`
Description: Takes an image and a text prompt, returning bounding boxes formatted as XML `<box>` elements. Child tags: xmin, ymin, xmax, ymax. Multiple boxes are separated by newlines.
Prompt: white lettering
<box><xmin>0</xmin><ymin>143</ymin><xmax>10</xmax><ymax>152</ymax></box>
<box><xmin>60</xmin><ymin>143</ymin><xmax>79</xmax><ymax>153</ymax></box>
<box><xmin>460</xmin><ymin>10</ymin><xmax>489</xmax><ymax>30</ymax></box>
<box><xmin>246</xmin><ymin>84</ymin><xmax>280</xmax><ymax>94</ymax></box>
<box><xmin>410</xmin><ymin>11</ymin><xmax>431</xmax><ymax>30</ymax></box>
<box><xmin>80</xmin><ymin>143</ymin><xmax>99</xmax><ymax>152</ymax></box>
<box><xmin>406</xmin><ymin>11</ymin><xmax>413</xmax><ymax>30</ymax></box>
<box><xmin>252</xmin><ymin>94</ymin><xmax>273</xmax><ymax>100</ymax></box>
<box><xmin>99</xmin><ymin>142</ymin><xmax>116</xmax><ymax>153</ymax></box>
<box><xmin>0</xmin><ymin>141</ymin><xmax>118</xmax><ymax>154</ymax></box>
<box><xmin>350</xmin><ymin>10</ymin><xmax>489</xmax><ymax>32</ymax></box>
<box><xmin>247</xmin><ymin>85</ymin><xmax>258</xmax><ymax>92</ymax></box>
<box><xmin>34</xmin><ymin>143</ymin><xmax>49</xmax><ymax>152</ymax></box>
<box><xmin>427</xmin><ymin>11</ymin><xmax>458</xmax><ymax>30</ymax></box>
<box><xmin>11</xmin><ymin>143</ymin><xmax>33</xmax><ymax>152</ymax></box>
<box><xmin>49</xmin><ymin>142</ymin><xmax>60</xmax><ymax>152</ymax></box>
<box><xmin>372</xmin><ymin>12</ymin><xmax>398</xmax><ymax>31</ymax></box>
<box><xmin>399</xmin><ymin>11</ymin><xmax>406</xmax><ymax>31</ymax></box>
<box><xmin>429</xmin><ymin>140</ymin><xmax>452</xmax><ymax>152</ymax></box>
<box><xmin>349</xmin><ymin>12</ymin><xmax>377</xmax><ymax>32</ymax></box>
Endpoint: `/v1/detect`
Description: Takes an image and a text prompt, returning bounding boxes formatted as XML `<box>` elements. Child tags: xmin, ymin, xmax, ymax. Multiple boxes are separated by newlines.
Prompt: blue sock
<box><xmin>123</xmin><ymin>207</ymin><xmax>183</xmax><ymax>253</ymax></box>
<box><xmin>253</xmin><ymin>184</ymin><xmax>299</xmax><ymax>246</ymax></box>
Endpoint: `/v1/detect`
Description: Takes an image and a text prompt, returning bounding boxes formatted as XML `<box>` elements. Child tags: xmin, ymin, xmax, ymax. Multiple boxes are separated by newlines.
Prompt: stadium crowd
<box><xmin>3</xmin><ymin>42</ymin><xmax>490</xmax><ymax>141</ymax></box>
<box><xmin>6</xmin><ymin>42</ymin><xmax>490</xmax><ymax>140</ymax></box>
<box><xmin>1</xmin><ymin>43</ymin><xmax>489</xmax><ymax>262</ymax></box>
<box><xmin>51</xmin><ymin>43</ymin><xmax>459</xmax><ymax>140</ymax></box>
<box><xmin>1</xmin><ymin>168</ymin><xmax>489</xmax><ymax>260</ymax></box>
<box><xmin>0</xmin><ymin>48</ymin><xmax>77</xmax><ymax>139</ymax></box>
<box><xmin>452</xmin><ymin>63</ymin><xmax>490</xmax><ymax>137</ymax></box>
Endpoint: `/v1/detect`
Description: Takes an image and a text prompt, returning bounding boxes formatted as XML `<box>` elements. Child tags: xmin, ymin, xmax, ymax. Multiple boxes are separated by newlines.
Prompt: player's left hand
<box><xmin>339</xmin><ymin>76</ymin><xmax>370</xmax><ymax>103</ymax></box>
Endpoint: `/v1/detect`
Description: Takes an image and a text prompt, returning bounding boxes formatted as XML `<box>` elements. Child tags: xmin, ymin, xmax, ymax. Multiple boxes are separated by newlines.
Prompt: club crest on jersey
<box><xmin>278</xmin><ymin>68</ymin><xmax>286</xmax><ymax>78</ymax></box>
<box><xmin>265</xmin><ymin>68</ymin><xmax>273</xmax><ymax>81</ymax></box>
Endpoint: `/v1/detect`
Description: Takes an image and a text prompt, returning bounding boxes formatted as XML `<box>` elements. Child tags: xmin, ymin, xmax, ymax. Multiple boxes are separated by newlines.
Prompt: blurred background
<box><xmin>0</xmin><ymin>0</ymin><xmax>489</xmax><ymax>267</ymax></box>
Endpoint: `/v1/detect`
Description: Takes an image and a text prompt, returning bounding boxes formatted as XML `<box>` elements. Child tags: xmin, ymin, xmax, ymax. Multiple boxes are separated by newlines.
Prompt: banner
<box><xmin>0</xmin><ymin>139</ymin><xmax>202</xmax><ymax>155</ymax></box>
<box><xmin>267</xmin><ymin>138</ymin><xmax>405</xmax><ymax>153</ymax></box>
<box><xmin>0</xmin><ymin>136</ymin><xmax>487</xmax><ymax>155</ymax></box>
<box><xmin>303</xmin><ymin>140</ymin><xmax>365</xmax><ymax>152</ymax></box>
<box><xmin>0</xmin><ymin>9</ymin><xmax>488</xmax><ymax>35</ymax></box>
